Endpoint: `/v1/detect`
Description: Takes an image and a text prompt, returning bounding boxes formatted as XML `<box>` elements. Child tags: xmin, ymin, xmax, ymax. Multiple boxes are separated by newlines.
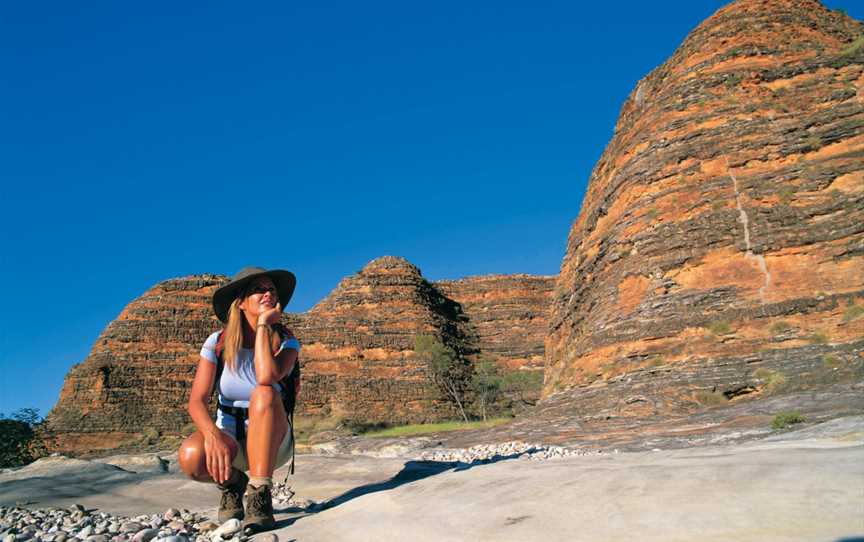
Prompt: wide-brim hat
<box><xmin>212</xmin><ymin>266</ymin><xmax>296</xmax><ymax>323</ymax></box>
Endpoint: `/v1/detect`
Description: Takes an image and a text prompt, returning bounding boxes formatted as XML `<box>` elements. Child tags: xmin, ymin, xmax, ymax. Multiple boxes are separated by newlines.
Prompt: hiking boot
<box><xmin>217</xmin><ymin>469</ymin><xmax>248</xmax><ymax>522</ymax></box>
<box><xmin>242</xmin><ymin>484</ymin><xmax>276</xmax><ymax>533</ymax></box>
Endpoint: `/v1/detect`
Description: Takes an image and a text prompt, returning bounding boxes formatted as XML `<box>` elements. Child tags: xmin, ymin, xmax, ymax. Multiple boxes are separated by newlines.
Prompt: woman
<box><xmin>178</xmin><ymin>266</ymin><xmax>300</xmax><ymax>532</ymax></box>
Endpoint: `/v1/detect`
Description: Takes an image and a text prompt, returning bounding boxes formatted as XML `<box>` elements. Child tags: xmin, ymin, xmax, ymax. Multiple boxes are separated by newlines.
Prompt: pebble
<box><xmin>131</xmin><ymin>528</ymin><xmax>158</xmax><ymax>542</ymax></box>
<box><xmin>120</xmin><ymin>523</ymin><xmax>143</xmax><ymax>534</ymax></box>
<box><xmin>209</xmin><ymin>519</ymin><xmax>240</xmax><ymax>540</ymax></box>
<box><xmin>418</xmin><ymin>440</ymin><xmax>597</xmax><ymax>464</ymax></box>
<box><xmin>0</xmin><ymin>507</ymin><xmax>214</xmax><ymax>542</ymax></box>
<box><xmin>195</xmin><ymin>523</ymin><xmax>217</xmax><ymax>533</ymax></box>
<box><xmin>257</xmin><ymin>534</ymin><xmax>278</xmax><ymax>542</ymax></box>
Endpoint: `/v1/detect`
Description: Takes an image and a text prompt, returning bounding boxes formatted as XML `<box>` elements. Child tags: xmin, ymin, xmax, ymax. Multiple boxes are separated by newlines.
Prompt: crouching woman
<box><xmin>178</xmin><ymin>267</ymin><xmax>300</xmax><ymax>533</ymax></box>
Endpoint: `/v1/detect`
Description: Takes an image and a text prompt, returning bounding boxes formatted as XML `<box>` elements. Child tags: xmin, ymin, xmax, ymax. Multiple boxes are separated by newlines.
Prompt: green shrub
<box><xmin>0</xmin><ymin>408</ymin><xmax>48</xmax><ymax>467</ymax></box>
<box><xmin>754</xmin><ymin>368</ymin><xmax>788</xmax><ymax>394</ymax></box>
<box><xmin>806</xmin><ymin>331</ymin><xmax>829</xmax><ymax>344</ymax></box>
<box><xmin>648</xmin><ymin>355</ymin><xmax>666</xmax><ymax>367</ymax></box>
<box><xmin>724</xmin><ymin>73</ymin><xmax>743</xmax><ymax>88</ymax></box>
<box><xmin>339</xmin><ymin>419</ymin><xmax>389</xmax><ymax>435</ymax></box>
<box><xmin>707</xmin><ymin>320</ymin><xmax>732</xmax><ymax>336</ymax></box>
<box><xmin>180</xmin><ymin>423</ymin><xmax>198</xmax><ymax>437</ymax></box>
<box><xmin>840</xmin><ymin>35</ymin><xmax>863</xmax><ymax>56</ymax></box>
<box><xmin>777</xmin><ymin>186</ymin><xmax>795</xmax><ymax>204</ymax></box>
<box><xmin>695</xmin><ymin>390</ymin><xmax>728</xmax><ymax>407</ymax></box>
<box><xmin>822</xmin><ymin>354</ymin><xmax>843</xmax><ymax>370</ymax></box>
<box><xmin>805</xmin><ymin>135</ymin><xmax>823</xmax><ymax>152</ymax></box>
<box><xmin>141</xmin><ymin>427</ymin><xmax>160</xmax><ymax>445</ymax></box>
<box><xmin>842</xmin><ymin>304</ymin><xmax>864</xmax><ymax>323</ymax></box>
<box><xmin>770</xmin><ymin>320</ymin><xmax>792</xmax><ymax>335</ymax></box>
<box><xmin>772</xmin><ymin>411</ymin><xmax>806</xmax><ymax>430</ymax></box>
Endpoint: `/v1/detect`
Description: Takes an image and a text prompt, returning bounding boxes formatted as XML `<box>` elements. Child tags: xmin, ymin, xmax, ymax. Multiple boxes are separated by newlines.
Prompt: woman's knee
<box><xmin>178</xmin><ymin>432</ymin><xmax>208</xmax><ymax>480</ymax></box>
<box><xmin>249</xmin><ymin>385</ymin><xmax>280</xmax><ymax>414</ymax></box>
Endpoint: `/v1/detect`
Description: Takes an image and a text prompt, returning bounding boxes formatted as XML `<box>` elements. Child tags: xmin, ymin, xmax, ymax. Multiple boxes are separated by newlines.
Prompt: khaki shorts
<box><xmin>217</xmin><ymin>408</ymin><xmax>294</xmax><ymax>472</ymax></box>
<box><xmin>230</xmin><ymin>427</ymin><xmax>294</xmax><ymax>472</ymax></box>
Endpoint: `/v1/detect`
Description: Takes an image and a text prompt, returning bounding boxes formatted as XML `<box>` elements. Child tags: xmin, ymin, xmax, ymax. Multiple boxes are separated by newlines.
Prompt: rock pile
<box><xmin>0</xmin><ymin>505</ymin><xmax>245</xmax><ymax>542</ymax></box>
<box><xmin>418</xmin><ymin>441</ymin><xmax>597</xmax><ymax>464</ymax></box>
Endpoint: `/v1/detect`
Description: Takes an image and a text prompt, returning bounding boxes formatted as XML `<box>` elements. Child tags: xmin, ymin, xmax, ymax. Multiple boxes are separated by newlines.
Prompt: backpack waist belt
<box><xmin>217</xmin><ymin>404</ymin><xmax>248</xmax><ymax>442</ymax></box>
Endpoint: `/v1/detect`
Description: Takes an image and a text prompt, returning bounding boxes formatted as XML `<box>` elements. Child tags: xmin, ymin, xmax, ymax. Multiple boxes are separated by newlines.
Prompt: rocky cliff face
<box><xmin>546</xmin><ymin>0</ymin><xmax>864</xmax><ymax>415</ymax></box>
<box><xmin>46</xmin><ymin>258</ymin><xmax>553</xmax><ymax>453</ymax></box>
<box><xmin>47</xmin><ymin>276</ymin><xmax>224</xmax><ymax>452</ymax></box>
<box><xmin>435</xmin><ymin>275</ymin><xmax>554</xmax><ymax>371</ymax></box>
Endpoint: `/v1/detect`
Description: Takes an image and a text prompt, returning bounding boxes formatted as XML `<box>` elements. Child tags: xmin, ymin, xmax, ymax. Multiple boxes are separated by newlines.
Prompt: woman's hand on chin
<box><xmin>257</xmin><ymin>302</ymin><xmax>282</xmax><ymax>326</ymax></box>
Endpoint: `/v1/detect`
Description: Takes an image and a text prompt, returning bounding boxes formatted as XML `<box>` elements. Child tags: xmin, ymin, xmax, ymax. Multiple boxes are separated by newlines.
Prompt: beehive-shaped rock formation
<box><xmin>47</xmin><ymin>275</ymin><xmax>224</xmax><ymax>452</ymax></box>
<box><xmin>546</xmin><ymin>0</ymin><xmax>864</xmax><ymax>411</ymax></box>
<box><xmin>291</xmin><ymin>256</ymin><xmax>475</xmax><ymax>422</ymax></box>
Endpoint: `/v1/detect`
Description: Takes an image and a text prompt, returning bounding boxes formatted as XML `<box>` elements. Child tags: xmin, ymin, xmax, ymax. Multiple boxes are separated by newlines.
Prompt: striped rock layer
<box><xmin>545</xmin><ymin>0</ymin><xmax>864</xmax><ymax>413</ymax></box>
<box><xmin>46</xmin><ymin>257</ymin><xmax>553</xmax><ymax>453</ymax></box>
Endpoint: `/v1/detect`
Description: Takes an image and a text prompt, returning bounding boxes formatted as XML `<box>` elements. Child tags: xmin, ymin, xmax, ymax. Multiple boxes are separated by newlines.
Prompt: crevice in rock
<box><xmin>727</xmin><ymin>157</ymin><xmax>772</xmax><ymax>303</ymax></box>
<box><xmin>722</xmin><ymin>385</ymin><xmax>759</xmax><ymax>400</ymax></box>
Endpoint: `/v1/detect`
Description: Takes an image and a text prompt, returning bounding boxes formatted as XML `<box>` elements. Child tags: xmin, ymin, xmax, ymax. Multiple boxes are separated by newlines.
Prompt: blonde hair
<box><xmin>222</xmin><ymin>297</ymin><xmax>282</xmax><ymax>373</ymax></box>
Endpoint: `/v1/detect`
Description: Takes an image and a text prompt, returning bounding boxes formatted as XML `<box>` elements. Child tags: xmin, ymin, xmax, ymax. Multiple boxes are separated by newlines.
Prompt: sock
<box><xmin>249</xmin><ymin>475</ymin><xmax>272</xmax><ymax>489</ymax></box>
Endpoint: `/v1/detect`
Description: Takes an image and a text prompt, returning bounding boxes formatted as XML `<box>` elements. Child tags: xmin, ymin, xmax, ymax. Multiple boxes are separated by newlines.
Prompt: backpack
<box><xmin>211</xmin><ymin>322</ymin><xmax>300</xmax><ymax>474</ymax></box>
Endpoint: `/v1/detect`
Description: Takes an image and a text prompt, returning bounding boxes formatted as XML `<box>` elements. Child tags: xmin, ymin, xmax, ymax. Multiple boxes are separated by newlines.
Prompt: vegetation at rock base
<box><xmin>415</xmin><ymin>335</ymin><xmax>542</xmax><ymax>423</ymax></box>
<box><xmin>754</xmin><ymin>368</ymin><xmax>788</xmax><ymax>394</ymax></box>
<box><xmin>772</xmin><ymin>411</ymin><xmax>806</xmax><ymax>430</ymax></box>
<box><xmin>502</xmin><ymin>370</ymin><xmax>544</xmax><ymax>406</ymax></box>
<box><xmin>0</xmin><ymin>408</ymin><xmax>48</xmax><ymax>468</ymax></box>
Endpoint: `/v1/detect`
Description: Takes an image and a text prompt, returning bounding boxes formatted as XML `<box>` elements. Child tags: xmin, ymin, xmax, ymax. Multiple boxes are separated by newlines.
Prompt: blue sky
<box><xmin>2</xmin><ymin>1</ymin><xmax>859</xmax><ymax>417</ymax></box>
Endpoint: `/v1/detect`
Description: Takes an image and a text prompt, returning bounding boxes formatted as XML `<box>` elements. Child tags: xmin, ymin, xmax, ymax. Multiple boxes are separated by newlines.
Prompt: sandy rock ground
<box><xmin>2</xmin><ymin>416</ymin><xmax>863</xmax><ymax>542</ymax></box>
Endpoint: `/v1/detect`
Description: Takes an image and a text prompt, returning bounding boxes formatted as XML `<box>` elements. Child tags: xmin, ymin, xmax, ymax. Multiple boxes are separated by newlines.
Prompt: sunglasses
<box><xmin>246</xmin><ymin>284</ymin><xmax>277</xmax><ymax>296</ymax></box>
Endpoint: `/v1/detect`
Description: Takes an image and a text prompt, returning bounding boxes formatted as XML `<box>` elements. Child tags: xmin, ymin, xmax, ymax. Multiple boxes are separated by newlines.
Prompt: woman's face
<box><xmin>238</xmin><ymin>276</ymin><xmax>279</xmax><ymax>319</ymax></box>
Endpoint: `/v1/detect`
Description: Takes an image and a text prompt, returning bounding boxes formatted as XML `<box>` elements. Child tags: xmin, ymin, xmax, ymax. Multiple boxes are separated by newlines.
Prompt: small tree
<box><xmin>471</xmin><ymin>358</ymin><xmax>503</xmax><ymax>421</ymax></box>
<box><xmin>415</xmin><ymin>335</ymin><xmax>469</xmax><ymax>422</ymax></box>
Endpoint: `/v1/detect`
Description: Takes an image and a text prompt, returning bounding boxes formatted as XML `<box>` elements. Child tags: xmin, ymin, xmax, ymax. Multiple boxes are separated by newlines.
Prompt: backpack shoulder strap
<box><xmin>271</xmin><ymin>323</ymin><xmax>300</xmax><ymax>476</ymax></box>
<box><xmin>211</xmin><ymin>330</ymin><xmax>226</xmax><ymax>401</ymax></box>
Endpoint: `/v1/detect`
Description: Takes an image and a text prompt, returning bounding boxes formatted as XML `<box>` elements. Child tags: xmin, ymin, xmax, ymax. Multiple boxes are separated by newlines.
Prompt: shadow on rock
<box><xmin>277</xmin><ymin>451</ymin><xmax>537</xmax><ymax>526</ymax></box>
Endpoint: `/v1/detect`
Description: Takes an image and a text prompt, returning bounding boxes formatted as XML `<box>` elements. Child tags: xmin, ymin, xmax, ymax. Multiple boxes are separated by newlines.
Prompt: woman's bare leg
<box><xmin>246</xmin><ymin>385</ymin><xmax>288</xmax><ymax>477</ymax></box>
<box><xmin>178</xmin><ymin>430</ymin><xmax>239</xmax><ymax>482</ymax></box>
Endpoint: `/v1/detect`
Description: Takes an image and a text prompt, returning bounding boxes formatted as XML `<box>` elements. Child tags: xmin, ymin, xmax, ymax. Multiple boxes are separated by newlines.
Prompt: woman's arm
<box><xmin>254</xmin><ymin>302</ymin><xmax>298</xmax><ymax>385</ymax></box>
<box><xmin>187</xmin><ymin>356</ymin><xmax>233</xmax><ymax>484</ymax></box>
<box><xmin>187</xmin><ymin>357</ymin><xmax>220</xmax><ymax>437</ymax></box>
<box><xmin>253</xmin><ymin>324</ymin><xmax>298</xmax><ymax>385</ymax></box>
